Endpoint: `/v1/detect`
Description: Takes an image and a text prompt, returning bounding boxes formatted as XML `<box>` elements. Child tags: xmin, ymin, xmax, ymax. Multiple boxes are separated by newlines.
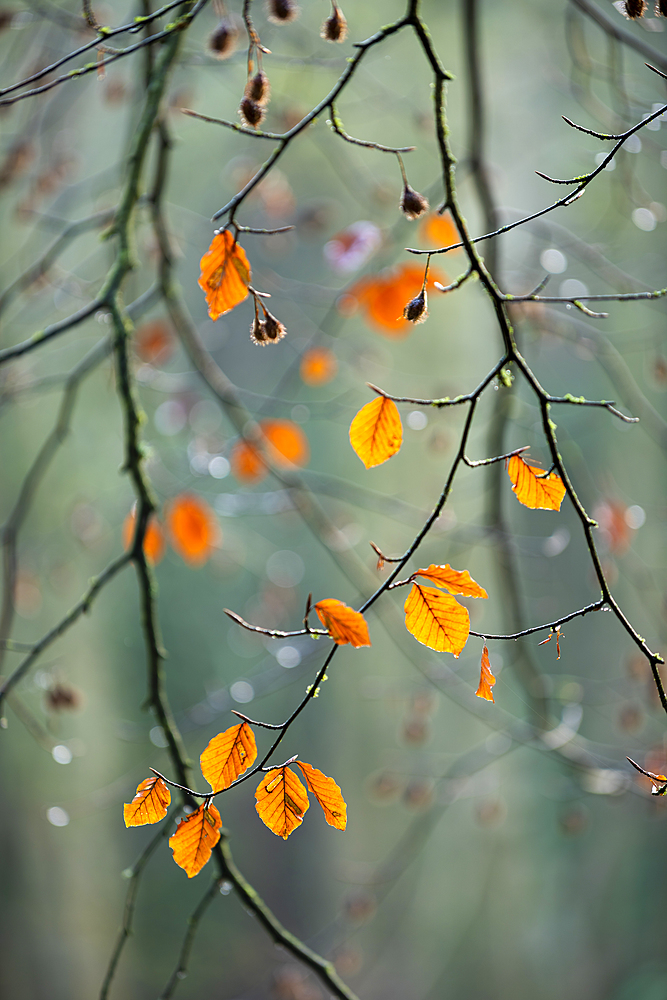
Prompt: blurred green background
<box><xmin>0</xmin><ymin>1</ymin><xmax>666</xmax><ymax>998</ymax></box>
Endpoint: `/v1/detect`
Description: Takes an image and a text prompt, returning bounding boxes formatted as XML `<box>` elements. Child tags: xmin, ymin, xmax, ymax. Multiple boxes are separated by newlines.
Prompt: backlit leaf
<box><xmin>414</xmin><ymin>564</ymin><xmax>488</xmax><ymax>599</ymax></box>
<box><xmin>506</xmin><ymin>455</ymin><xmax>566</xmax><ymax>511</ymax></box>
<box><xmin>230</xmin><ymin>439</ymin><xmax>265</xmax><ymax>483</ymax></box>
<box><xmin>166</xmin><ymin>493</ymin><xmax>221</xmax><ymax>566</ymax></box>
<box><xmin>230</xmin><ymin>419</ymin><xmax>310</xmax><ymax>485</ymax></box>
<box><xmin>295</xmin><ymin>761</ymin><xmax>346</xmax><ymax>830</ymax></box>
<box><xmin>314</xmin><ymin>598</ymin><xmax>371</xmax><ymax>647</ymax></box>
<box><xmin>122</xmin><ymin>505</ymin><xmax>165</xmax><ymax>565</ymax></box>
<box><xmin>404</xmin><ymin>583</ymin><xmax>470</xmax><ymax>657</ymax></box>
<box><xmin>420</xmin><ymin>211</ymin><xmax>460</xmax><ymax>249</ymax></box>
<box><xmin>255</xmin><ymin>766</ymin><xmax>309</xmax><ymax>839</ymax></box>
<box><xmin>340</xmin><ymin>262</ymin><xmax>446</xmax><ymax>337</ymax></box>
<box><xmin>300</xmin><ymin>346</ymin><xmax>338</xmax><ymax>386</ymax></box>
<box><xmin>200</xmin><ymin>722</ymin><xmax>257</xmax><ymax>792</ymax></box>
<box><xmin>349</xmin><ymin>396</ymin><xmax>402</xmax><ymax>469</ymax></box>
<box><xmin>124</xmin><ymin>776</ymin><xmax>171</xmax><ymax>827</ymax></box>
<box><xmin>170</xmin><ymin>803</ymin><xmax>222</xmax><ymax>878</ymax></box>
<box><xmin>475</xmin><ymin>645</ymin><xmax>496</xmax><ymax>702</ymax></box>
<box><xmin>198</xmin><ymin>230</ymin><xmax>251</xmax><ymax>321</ymax></box>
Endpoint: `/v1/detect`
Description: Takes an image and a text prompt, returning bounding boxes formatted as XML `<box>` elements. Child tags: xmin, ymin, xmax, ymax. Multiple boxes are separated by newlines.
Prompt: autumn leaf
<box><xmin>230</xmin><ymin>419</ymin><xmax>310</xmax><ymax>485</ymax></box>
<box><xmin>166</xmin><ymin>493</ymin><xmax>221</xmax><ymax>566</ymax></box>
<box><xmin>200</xmin><ymin>722</ymin><xmax>257</xmax><ymax>792</ymax></box>
<box><xmin>475</xmin><ymin>645</ymin><xmax>496</xmax><ymax>702</ymax></box>
<box><xmin>314</xmin><ymin>598</ymin><xmax>371</xmax><ymax>647</ymax></box>
<box><xmin>122</xmin><ymin>505</ymin><xmax>166</xmax><ymax>565</ymax></box>
<box><xmin>413</xmin><ymin>564</ymin><xmax>488</xmax><ymax>599</ymax></box>
<box><xmin>123</xmin><ymin>776</ymin><xmax>171</xmax><ymax>827</ymax></box>
<box><xmin>340</xmin><ymin>262</ymin><xmax>446</xmax><ymax>337</ymax></box>
<box><xmin>255</xmin><ymin>766</ymin><xmax>310</xmax><ymax>839</ymax></box>
<box><xmin>300</xmin><ymin>346</ymin><xmax>338</xmax><ymax>386</ymax></box>
<box><xmin>295</xmin><ymin>761</ymin><xmax>346</xmax><ymax>830</ymax></box>
<box><xmin>419</xmin><ymin>211</ymin><xmax>460</xmax><ymax>249</ymax></box>
<box><xmin>404</xmin><ymin>583</ymin><xmax>470</xmax><ymax>657</ymax></box>
<box><xmin>506</xmin><ymin>455</ymin><xmax>566</xmax><ymax>511</ymax></box>
<box><xmin>169</xmin><ymin>803</ymin><xmax>222</xmax><ymax>878</ymax></box>
<box><xmin>349</xmin><ymin>396</ymin><xmax>402</xmax><ymax>469</ymax></box>
<box><xmin>198</xmin><ymin>229</ymin><xmax>251</xmax><ymax>321</ymax></box>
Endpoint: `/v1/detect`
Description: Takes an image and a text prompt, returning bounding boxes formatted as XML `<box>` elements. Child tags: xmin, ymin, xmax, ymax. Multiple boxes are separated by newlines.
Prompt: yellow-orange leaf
<box><xmin>300</xmin><ymin>346</ymin><xmax>338</xmax><ymax>386</ymax></box>
<box><xmin>166</xmin><ymin>493</ymin><xmax>221</xmax><ymax>566</ymax></box>
<box><xmin>123</xmin><ymin>776</ymin><xmax>171</xmax><ymax>827</ymax></box>
<box><xmin>414</xmin><ymin>564</ymin><xmax>488</xmax><ymax>599</ymax></box>
<box><xmin>404</xmin><ymin>583</ymin><xmax>470</xmax><ymax>657</ymax></box>
<box><xmin>349</xmin><ymin>396</ymin><xmax>402</xmax><ymax>469</ymax></box>
<box><xmin>230</xmin><ymin>420</ymin><xmax>310</xmax><ymax>485</ymax></box>
<box><xmin>296</xmin><ymin>761</ymin><xmax>346</xmax><ymax>830</ymax></box>
<box><xmin>169</xmin><ymin>803</ymin><xmax>222</xmax><ymax>878</ymax></box>
<box><xmin>255</xmin><ymin>766</ymin><xmax>309</xmax><ymax>840</ymax></box>
<box><xmin>475</xmin><ymin>644</ymin><xmax>496</xmax><ymax>702</ymax></box>
<box><xmin>122</xmin><ymin>505</ymin><xmax>166</xmax><ymax>565</ymax></box>
<box><xmin>419</xmin><ymin>211</ymin><xmax>460</xmax><ymax>249</ymax></box>
<box><xmin>341</xmin><ymin>262</ymin><xmax>446</xmax><ymax>337</ymax></box>
<box><xmin>198</xmin><ymin>230</ymin><xmax>251</xmax><ymax>321</ymax></box>
<box><xmin>314</xmin><ymin>598</ymin><xmax>371</xmax><ymax>648</ymax></box>
<box><xmin>200</xmin><ymin>722</ymin><xmax>257</xmax><ymax>792</ymax></box>
<box><xmin>506</xmin><ymin>455</ymin><xmax>566</xmax><ymax>511</ymax></box>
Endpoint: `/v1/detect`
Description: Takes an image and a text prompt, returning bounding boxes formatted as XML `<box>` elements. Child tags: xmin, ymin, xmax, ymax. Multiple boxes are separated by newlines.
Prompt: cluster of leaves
<box><xmin>123</xmin><ymin>493</ymin><xmax>220</xmax><ymax>566</ymax></box>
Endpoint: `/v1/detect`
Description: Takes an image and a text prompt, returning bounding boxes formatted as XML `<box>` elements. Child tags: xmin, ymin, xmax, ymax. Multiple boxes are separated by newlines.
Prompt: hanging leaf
<box><xmin>314</xmin><ymin>598</ymin><xmax>371</xmax><ymax>647</ymax></box>
<box><xmin>122</xmin><ymin>505</ymin><xmax>166</xmax><ymax>565</ymax></box>
<box><xmin>404</xmin><ymin>583</ymin><xmax>470</xmax><ymax>657</ymax></box>
<box><xmin>413</xmin><ymin>564</ymin><xmax>488</xmax><ymax>599</ymax></box>
<box><xmin>123</xmin><ymin>776</ymin><xmax>171</xmax><ymax>827</ymax></box>
<box><xmin>475</xmin><ymin>645</ymin><xmax>496</xmax><ymax>702</ymax></box>
<box><xmin>255</xmin><ymin>766</ymin><xmax>309</xmax><ymax>839</ymax></box>
<box><xmin>200</xmin><ymin>722</ymin><xmax>257</xmax><ymax>792</ymax></box>
<box><xmin>166</xmin><ymin>493</ymin><xmax>221</xmax><ymax>566</ymax></box>
<box><xmin>349</xmin><ymin>396</ymin><xmax>402</xmax><ymax>469</ymax></box>
<box><xmin>169</xmin><ymin>803</ymin><xmax>222</xmax><ymax>877</ymax></box>
<box><xmin>506</xmin><ymin>455</ymin><xmax>566</xmax><ymax>511</ymax></box>
<box><xmin>295</xmin><ymin>761</ymin><xmax>347</xmax><ymax>830</ymax></box>
<box><xmin>300</xmin><ymin>346</ymin><xmax>338</xmax><ymax>386</ymax></box>
<box><xmin>198</xmin><ymin>230</ymin><xmax>251</xmax><ymax>321</ymax></box>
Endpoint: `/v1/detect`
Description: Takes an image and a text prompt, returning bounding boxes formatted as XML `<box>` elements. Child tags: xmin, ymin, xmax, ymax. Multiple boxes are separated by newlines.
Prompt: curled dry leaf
<box><xmin>198</xmin><ymin>230</ymin><xmax>251</xmax><ymax>321</ymax></box>
<box><xmin>296</xmin><ymin>761</ymin><xmax>347</xmax><ymax>830</ymax></box>
<box><xmin>255</xmin><ymin>766</ymin><xmax>309</xmax><ymax>839</ymax></box>
<box><xmin>413</xmin><ymin>564</ymin><xmax>488</xmax><ymax>599</ymax></box>
<box><xmin>122</xmin><ymin>505</ymin><xmax>166</xmax><ymax>565</ymax></box>
<box><xmin>230</xmin><ymin>419</ymin><xmax>310</xmax><ymax>484</ymax></box>
<box><xmin>200</xmin><ymin>722</ymin><xmax>257</xmax><ymax>792</ymax></box>
<box><xmin>169</xmin><ymin>803</ymin><xmax>222</xmax><ymax>878</ymax></box>
<box><xmin>404</xmin><ymin>583</ymin><xmax>470</xmax><ymax>657</ymax></box>
<box><xmin>123</xmin><ymin>776</ymin><xmax>171</xmax><ymax>827</ymax></box>
<box><xmin>475</xmin><ymin>645</ymin><xmax>496</xmax><ymax>702</ymax></box>
<box><xmin>166</xmin><ymin>493</ymin><xmax>221</xmax><ymax>566</ymax></box>
<box><xmin>506</xmin><ymin>455</ymin><xmax>566</xmax><ymax>511</ymax></box>
<box><xmin>314</xmin><ymin>598</ymin><xmax>371</xmax><ymax>647</ymax></box>
<box><xmin>349</xmin><ymin>396</ymin><xmax>402</xmax><ymax>469</ymax></box>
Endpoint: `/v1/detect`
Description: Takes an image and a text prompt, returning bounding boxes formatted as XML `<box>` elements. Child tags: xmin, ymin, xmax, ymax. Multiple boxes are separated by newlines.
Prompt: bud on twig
<box><xmin>321</xmin><ymin>2</ymin><xmax>348</xmax><ymax>42</ymax></box>
<box><xmin>208</xmin><ymin>17</ymin><xmax>239</xmax><ymax>59</ymax></box>
<box><xmin>403</xmin><ymin>257</ymin><xmax>430</xmax><ymax>324</ymax></box>
<box><xmin>400</xmin><ymin>184</ymin><xmax>429</xmax><ymax>220</ymax></box>
<box><xmin>266</xmin><ymin>0</ymin><xmax>299</xmax><ymax>24</ymax></box>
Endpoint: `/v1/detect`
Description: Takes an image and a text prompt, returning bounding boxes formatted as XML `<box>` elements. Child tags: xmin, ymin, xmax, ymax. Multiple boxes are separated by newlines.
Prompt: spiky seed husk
<box><xmin>239</xmin><ymin>96</ymin><xmax>265</xmax><ymax>128</ymax></box>
<box><xmin>262</xmin><ymin>309</ymin><xmax>287</xmax><ymax>343</ymax></box>
<box><xmin>208</xmin><ymin>18</ymin><xmax>239</xmax><ymax>59</ymax></box>
<box><xmin>245</xmin><ymin>71</ymin><xmax>270</xmax><ymax>105</ymax></box>
<box><xmin>267</xmin><ymin>0</ymin><xmax>299</xmax><ymax>23</ymax></box>
<box><xmin>403</xmin><ymin>290</ymin><xmax>428</xmax><ymax>324</ymax></box>
<box><xmin>400</xmin><ymin>184</ymin><xmax>429</xmax><ymax>220</ymax></box>
<box><xmin>656</xmin><ymin>0</ymin><xmax>667</xmax><ymax>15</ymax></box>
<box><xmin>321</xmin><ymin>4</ymin><xmax>348</xmax><ymax>42</ymax></box>
<box><xmin>624</xmin><ymin>0</ymin><xmax>646</xmax><ymax>15</ymax></box>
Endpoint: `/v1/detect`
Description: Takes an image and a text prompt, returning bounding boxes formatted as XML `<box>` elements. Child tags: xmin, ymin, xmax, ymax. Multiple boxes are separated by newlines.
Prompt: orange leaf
<box><xmin>419</xmin><ymin>211</ymin><xmax>460</xmax><ymax>249</ymax></box>
<box><xmin>300</xmin><ymin>346</ymin><xmax>338</xmax><ymax>386</ymax></box>
<box><xmin>506</xmin><ymin>455</ymin><xmax>566</xmax><ymax>511</ymax></box>
<box><xmin>198</xmin><ymin>230</ymin><xmax>251</xmax><ymax>321</ymax></box>
<box><xmin>314</xmin><ymin>598</ymin><xmax>371</xmax><ymax>647</ymax></box>
<box><xmin>349</xmin><ymin>396</ymin><xmax>402</xmax><ymax>469</ymax></box>
<box><xmin>255</xmin><ymin>766</ymin><xmax>309</xmax><ymax>839</ymax></box>
<box><xmin>123</xmin><ymin>776</ymin><xmax>171</xmax><ymax>827</ymax></box>
<box><xmin>166</xmin><ymin>493</ymin><xmax>221</xmax><ymax>566</ymax></box>
<box><xmin>475</xmin><ymin>644</ymin><xmax>496</xmax><ymax>702</ymax></box>
<box><xmin>342</xmin><ymin>262</ymin><xmax>446</xmax><ymax>337</ymax></box>
<box><xmin>413</xmin><ymin>564</ymin><xmax>488</xmax><ymax>599</ymax></box>
<box><xmin>122</xmin><ymin>505</ymin><xmax>165</xmax><ymax>565</ymax></box>
<box><xmin>134</xmin><ymin>319</ymin><xmax>175</xmax><ymax>364</ymax></box>
<box><xmin>170</xmin><ymin>803</ymin><xmax>222</xmax><ymax>877</ymax></box>
<box><xmin>295</xmin><ymin>761</ymin><xmax>346</xmax><ymax>830</ymax></box>
<box><xmin>230</xmin><ymin>420</ymin><xmax>310</xmax><ymax>485</ymax></box>
<box><xmin>404</xmin><ymin>583</ymin><xmax>470</xmax><ymax>657</ymax></box>
<box><xmin>230</xmin><ymin>439</ymin><xmax>265</xmax><ymax>484</ymax></box>
<box><xmin>200</xmin><ymin>722</ymin><xmax>257</xmax><ymax>792</ymax></box>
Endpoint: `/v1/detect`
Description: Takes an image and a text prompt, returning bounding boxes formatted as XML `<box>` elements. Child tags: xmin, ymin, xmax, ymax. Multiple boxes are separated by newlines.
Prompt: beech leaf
<box><xmin>314</xmin><ymin>598</ymin><xmax>371</xmax><ymax>647</ymax></box>
<box><xmin>123</xmin><ymin>776</ymin><xmax>171</xmax><ymax>827</ymax></box>
<box><xmin>200</xmin><ymin>722</ymin><xmax>257</xmax><ymax>792</ymax></box>
<box><xmin>404</xmin><ymin>583</ymin><xmax>470</xmax><ymax>657</ymax></box>
<box><xmin>349</xmin><ymin>396</ymin><xmax>402</xmax><ymax>469</ymax></box>
<box><xmin>295</xmin><ymin>761</ymin><xmax>347</xmax><ymax>830</ymax></box>
<box><xmin>169</xmin><ymin>803</ymin><xmax>222</xmax><ymax>878</ymax></box>
<box><xmin>255</xmin><ymin>766</ymin><xmax>310</xmax><ymax>840</ymax></box>
<box><xmin>413</xmin><ymin>564</ymin><xmax>488</xmax><ymax>599</ymax></box>
<box><xmin>475</xmin><ymin>644</ymin><xmax>496</xmax><ymax>702</ymax></box>
<box><xmin>506</xmin><ymin>455</ymin><xmax>566</xmax><ymax>511</ymax></box>
<box><xmin>198</xmin><ymin>230</ymin><xmax>251</xmax><ymax>321</ymax></box>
